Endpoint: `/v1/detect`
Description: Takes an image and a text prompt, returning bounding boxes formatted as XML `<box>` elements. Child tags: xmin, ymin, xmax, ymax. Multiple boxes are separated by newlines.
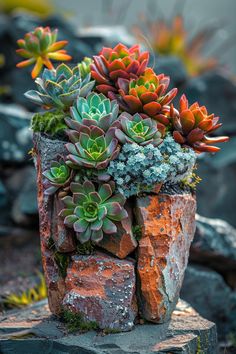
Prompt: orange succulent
<box><xmin>16</xmin><ymin>26</ymin><xmax>72</xmax><ymax>79</ymax></box>
<box><xmin>172</xmin><ymin>94</ymin><xmax>229</xmax><ymax>152</ymax></box>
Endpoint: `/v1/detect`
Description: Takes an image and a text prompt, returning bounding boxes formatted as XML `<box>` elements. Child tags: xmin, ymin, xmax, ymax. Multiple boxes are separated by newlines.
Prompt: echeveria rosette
<box><xmin>43</xmin><ymin>159</ymin><xmax>72</xmax><ymax>195</ymax></box>
<box><xmin>109</xmin><ymin>68</ymin><xmax>177</xmax><ymax>135</ymax></box>
<box><xmin>69</xmin><ymin>92</ymin><xmax>119</xmax><ymax>132</ymax></box>
<box><xmin>65</xmin><ymin>125</ymin><xmax>119</xmax><ymax>169</ymax></box>
<box><xmin>59</xmin><ymin>180</ymin><xmax>128</xmax><ymax>243</ymax></box>
<box><xmin>24</xmin><ymin>63</ymin><xmax>95</xmax><ymax>111</ymax></box>
<box><xmin>115</xmin><ymin>112</ymin><xmax>162</xmax><ymax>146</ymax></box>
<box><xmin>91</xmin><ymin>43</ymin><xmax>149</xmax><ymax>95</ymax></box>
<box><xmin>171</xmin><ymin>95</ymin><xmax>229</xmax><ymax>153</ymax></box>
<box><xmin>16</xmin><ymin>26</ymin><xmax>72</xmax><ymax>79</ymax></box>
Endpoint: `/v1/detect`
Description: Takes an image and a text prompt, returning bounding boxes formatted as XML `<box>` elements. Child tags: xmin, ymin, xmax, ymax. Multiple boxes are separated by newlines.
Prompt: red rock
<box><xmin>34</xmin><ymin>134</ymin><xmax>69</xmax><ymax>314</ymax></box>
<box><xmin>63</xmin><ymin>252</ymin><xmax>137</xmax><ymax>331</ymax></box>
<box><xmin>135</xmin><ymin>193</ymin><xmax>196</xmax><ymax>323</ymax></box>
<box><xmin>52</xmin><ymin>196</ymin><xmax>76</xmax><ymax>253</ymax></box>
<box><xmin>98</xmin><ymin>203</ymin><xmax>137</xmax><ymax>259</ymax></box>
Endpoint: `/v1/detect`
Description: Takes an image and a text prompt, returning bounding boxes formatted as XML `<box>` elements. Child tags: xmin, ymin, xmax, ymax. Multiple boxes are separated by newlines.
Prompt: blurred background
<box><xmin>0</xmin><ymin>0</ymin><xmax>236</xmax><ymax>351</ymax></box>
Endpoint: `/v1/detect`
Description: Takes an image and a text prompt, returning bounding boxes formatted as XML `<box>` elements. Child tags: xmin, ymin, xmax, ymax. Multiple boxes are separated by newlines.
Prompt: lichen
<box><xmin>62</xmin><ymin>310</ymin><xmax>99</xmax><ymax>332</ymax></box>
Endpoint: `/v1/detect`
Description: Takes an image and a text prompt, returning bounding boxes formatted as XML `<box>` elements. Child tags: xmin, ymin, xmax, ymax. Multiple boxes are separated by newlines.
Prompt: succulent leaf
<box><xmin>59</xmin><ymin>181</ymin><xmax>128</xmax><ymax>244</ymax></box>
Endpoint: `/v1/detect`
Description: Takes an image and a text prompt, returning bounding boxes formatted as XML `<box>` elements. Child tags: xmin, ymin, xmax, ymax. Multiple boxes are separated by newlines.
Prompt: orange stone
<box><xmin>63</xmin><ymin>252</ymin><xmax>137</xmax><ymax>331</ymax></box>
<box><xmin>135</xmin><ymin>193</ymin><xmax>196</xmax><ymax>323</ymax></box>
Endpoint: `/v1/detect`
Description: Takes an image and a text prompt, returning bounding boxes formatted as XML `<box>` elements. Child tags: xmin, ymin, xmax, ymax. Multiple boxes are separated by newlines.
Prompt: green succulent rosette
<box><xmin>59</xmin><ymin>180</ymin><xmax>128</xmax><ymax>243</ymax></box>
<box><xmin>65</xmin><ymin>125</ymin><xmax>119</xmax><ymax>169</ymax></box>
<box><xmin>68</xmin><ymin>92</ymin><xmax>119</xmax><ymax>132</ymax></box>
<box><xmin>78</xmin><ymin>57</ymin><xmax>93</xmax><ymax>79</ymax></box>
<box><xmin>43</xmin><ymin>159</ymin><xmax>72</xmax><ymax>195</ymax></box>
<box><xmin>115</xmin><ymin>112</ymin><xmax>162</xmax><ymax>146</ymax></box>
<box><xmin>25</xmin><ymin>63</ymin><xmax>95</xmax><ymax>110</ymax></box>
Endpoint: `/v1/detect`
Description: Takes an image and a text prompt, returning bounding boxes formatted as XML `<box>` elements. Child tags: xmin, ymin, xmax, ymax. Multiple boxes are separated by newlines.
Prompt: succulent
<box><xmin>78</xmin><ymin>57</ymin><xmax>93</xmax><ymax>79</ymax></box>
<box><xmin>109</xmin><ymin>68</ymin><xmax>177</xmax><ymax>133</ymax></box>
<box><xmin>65</xmin><ymin>125</ymin><xmax>119</xmax><ymax>169</ymax></box>
<box><xmin>43</xmin><ymin>159</ymin><xmax>72</xmax><ymax>195</ymax></box>
<box><xmin>24</xmin><ymin>63</ymin><xmax>95</xmax><ymax>111</ymax></box>
<box><xmin>69</xmin><ymin>92</ymin><xmax>119</xmax><ymax>132</ymax></box>
<box><xmin>59</xmin><ymin>180</ymin><xmax>128</xmax><ymax>243</ymax></box>
<box><xmin>31</xmin><ymin>110</ymin><xmax>67</xmax><ymax>136</ymax></box>
<box><xmin>171</xmin><ymin>95</ymin><xmax>229</xmax><ymax>153</ymax></box>
<box><xmin>115</xmin><ymin>112</ymin><xmax>162</xmax><ymax>146</ymax></box>
<box><xmin>91</xmin><ymin>43</ymin><xmax>149</xmax><ymax>95</ymax></box>
<box><xmin>16</xmin><ymin>26</ymin><xmax>71</xmax><ymax>79</ymax></box>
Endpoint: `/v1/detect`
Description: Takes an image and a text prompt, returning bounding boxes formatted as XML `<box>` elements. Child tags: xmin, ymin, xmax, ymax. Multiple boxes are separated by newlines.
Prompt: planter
<box><xmin>34</xmin><ymin>133</ymin><xmax>196</xmax><ymax>331</ymax></box>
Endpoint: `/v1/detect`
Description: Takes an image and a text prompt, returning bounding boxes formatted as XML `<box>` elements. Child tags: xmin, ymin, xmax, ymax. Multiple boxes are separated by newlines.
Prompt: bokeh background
<box><xmin>0</xmin><ymin>0</ymin><xmax>236</xmax><ymax>350</ymax></box>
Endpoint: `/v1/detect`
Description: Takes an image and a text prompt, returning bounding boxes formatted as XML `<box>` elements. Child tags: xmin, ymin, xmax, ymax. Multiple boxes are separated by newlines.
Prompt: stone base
<box><xmin>0</xmin><ymin>299</ymin><xmax>217</xmax><ymax>354</ymax></box>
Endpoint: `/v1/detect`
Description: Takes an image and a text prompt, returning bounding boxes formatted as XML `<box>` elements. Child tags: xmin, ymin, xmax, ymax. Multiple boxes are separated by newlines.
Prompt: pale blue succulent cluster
<box><xmin>107</xmin><ymin>135</ymin><xmax>196</xmax><ymax>197</ymax></box>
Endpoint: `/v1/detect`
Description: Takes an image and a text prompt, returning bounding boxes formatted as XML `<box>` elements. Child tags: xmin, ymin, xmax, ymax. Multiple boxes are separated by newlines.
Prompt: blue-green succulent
<box><xmin>68</xmin><ymin>92</ymin><xmax>119</xmax><ymax>132</ymax></box>
<box><xmin>59</xmin><ymin>180</ymin><xmax>128</xmax><ymax>243</ymax></box>
<box><xmin>24</xmin><ymin>63</ymin><xmax>95</xmax><ymax>111</ymax></box>
<box><xmin>43</xmin><ymin>159</ymin><xmax>72</xmax><ymax>195</ymax></box>
<box><xmin>115</xmin><ymin>112</ymin><xmax>162</xmax><ymax>146</ymax></box>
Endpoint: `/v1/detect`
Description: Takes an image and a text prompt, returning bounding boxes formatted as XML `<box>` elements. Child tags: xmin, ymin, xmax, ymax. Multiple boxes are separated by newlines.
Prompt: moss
<box><xmin>77</xmin><ymin>241</ymin><xmax>95</xmax><ymax>255</ymax></box>
<box><xmin>132</xmin><ymin>225</ymin><xmax>142</xmax><ymax>241</ymax></box>
<box><xmin>54</xmin><ymin>252</ymin><xmax>69</xmax><ymax>278</ymax></box>
<box><xmin>103</xmin><ymin>328</ymin><xmax>121</xmax><ymax>334</ymax></box>
<box><xmin>31</xmin><ymin>110</ymin><xmax>67</xmax><ymax>137</ymax></box>
<box><xmin>62</xmin><ymin>310</ymin><xmax>99</xmax><ymax>332</ymax></box>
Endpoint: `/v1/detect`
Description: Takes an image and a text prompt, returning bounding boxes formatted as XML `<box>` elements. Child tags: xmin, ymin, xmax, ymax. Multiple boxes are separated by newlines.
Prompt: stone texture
<box><xmin>190</xmin><ymin>214</ymin><xmax>236</xmax><ymax>273</ymax></box>
<box><xmin>0</xmin><ymin>299</ymin><xmax>218</xmax><ymax>354</ymax></box>
<box><xmin>51</xmin><ymin>196</ymin><xmax>76</xmax><ymax>253</ymax></box>
<box><xmin>34</xmin><ymin>134</ymin><xmax>68</xmax><ymax>314</ymax></box>
<box><xmin>98</xmin><ymin>203</ymin><xmax>137</xmax><ymax>259</ymax></box>
<box><xmin>63</xmin><ymin>252</ymin><xmax>137</xmax><ymax>332</ymax></box>
<box><xmin>181</xmin><ymin>264</ymin><xmax>236</xmax><ymax>339</ymax></box>
<box><xmin>135</xmin><ymin>193</ymin><xmax>196</xmax><ymax>323</ymax></box>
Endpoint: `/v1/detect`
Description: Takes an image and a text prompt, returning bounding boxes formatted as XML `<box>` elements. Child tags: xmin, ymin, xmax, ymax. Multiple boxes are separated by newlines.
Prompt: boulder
<box><xmin>0</xmin><ymin>104</ymin><xmax>32</xmax><ymax>163</ymax></box>
<box><xmin>181</xmin><ymin>264</ymin><xmax>236</xmax><ymax>338</ymax></box>
<box><xmin>63</xmin><ymin>252</ymin><xmax>137</xmax><ymax>332</ymax></box>
<box><xmin>191</xmin><ymin>214</ymin><xmax>236</xmax><ymax>273</ymax></box>
<box><xmin>135</xmin><ymin>193</ymin><xmax>196</xmax><ymax>323</ymax></box>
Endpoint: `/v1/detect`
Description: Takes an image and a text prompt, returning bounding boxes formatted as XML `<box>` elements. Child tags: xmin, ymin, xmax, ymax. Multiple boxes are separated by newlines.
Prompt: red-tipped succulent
<box><xmin>172</xmin><ymin>94</ymin><xmax>229</xmax><ymax>153</ymax></box>
<box><xmin>109</xmin><ymin>68</ymin><xmax>177</xmax><ymax>134</ymax></box>
<box><xmin>91</xmin><ymin>43</ymin><xmax>149</xmax><ymax>95</ymax></box>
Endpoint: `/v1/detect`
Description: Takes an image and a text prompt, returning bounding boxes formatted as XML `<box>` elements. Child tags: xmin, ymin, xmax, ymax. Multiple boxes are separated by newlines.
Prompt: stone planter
<box><xmin>34</xmin><ymin>133</ymin><xmax>196</xmax><ymax>332</ymax></box>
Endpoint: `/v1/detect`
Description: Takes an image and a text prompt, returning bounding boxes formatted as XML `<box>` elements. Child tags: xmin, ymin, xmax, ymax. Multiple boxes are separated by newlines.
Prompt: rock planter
<box><xmin>34</xmin><ymin>133</ymin><xmax>197</xmax><ymax>331</ymax></box>
<box><xmin>17</xmin><ymin>29</ymin><xmax>228</xmax><ymax>333</ymax></box>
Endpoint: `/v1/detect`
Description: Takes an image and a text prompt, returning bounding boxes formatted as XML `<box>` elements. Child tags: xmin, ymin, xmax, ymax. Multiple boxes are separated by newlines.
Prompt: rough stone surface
<box><xmin>98</xmin><ymin>203</ymin><xmax>137</xmax><ymax>259</ymax></box>
<box><xmin>63</xmin><ymin>252</ymin><xmax>137</xmax><ymax>332</ymax></box>
<box><xmin>52</xmin><ymin>196</ymin><xmax>76</xmax><ymax>253</ymax></box>
<box><xmin>34</xmin><ymin>134</ymin><xmax>68</xmax><ymax>314</ymax></box>
<box><xmin>190</xmin><ymin>214</ymin><xmax>236</xmax><ymax>273</ymax></box>
<box><xmin>181</xmin><ymin>265</ymin><xmax>236</xmax><ymax>338</ymax></box>
<box><xmin>0</xmin><ymin>299</ymin><xmax>218</xmax><ymax>354</ymax></box>
<box><xmin>135</xmin><ymin>193</ymin><xmax>196</xmax><ymax>323</ymax></box>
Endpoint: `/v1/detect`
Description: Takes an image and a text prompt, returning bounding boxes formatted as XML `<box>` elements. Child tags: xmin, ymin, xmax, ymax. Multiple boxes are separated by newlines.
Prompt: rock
<box><xmin>63</xmin><ymin>252</ymin><xmax>137</xmax><ymax>332</ymax></box>
<box><xmin>135</xmin><ymin>193</ymin><xmax>196</xmax><ymax>323</ymax></box>
<box><xmin>153</xmin><ymin>55</ymin><xmax>188</xmax><ymax>88</ymax></box>
<box><xmin>190</xmin><ymin>214</ymin><xmax>236</xmax><ymax>273</ymax></box>
<box><xmin>11</xmin><ymin>166</ymin><xmax>38</xmax><ymax>226</ymax></box>
<box><xmin>34</xmin><ymin>134</ymin><xmax>68</xmax><ymax>314</ymax></box>
<box><xmin>51</xmin><ymin>196</ymin><xmax>76</xmax><ymax>253</ymax></box>
<box><xmin>98</xmin><ymin>203</ymin><xmax>137</xmax><ymax>259</ymax></box>
<box><xmin>183</xmin><ymin>70</ymin><xmax>236</xmax><ymax>135</ymax></box>
<box><xmin>181</xmin><ymin>265</ymin><xmax>236</xmax><ymax>338</ymax></box>
<box><xmin>0</xmin><ymin>104</ymin><xmax>32</xmax><ymax>163</ymax></box>
<box><xmin>196</xmin><ymin>136</ymin><xmax>236</xmax><ymax>227</ymax></box>
<box><xmin>0</xmin><ymin>299</ymin><xmax>218</xmax><ymax>354</ymax></box>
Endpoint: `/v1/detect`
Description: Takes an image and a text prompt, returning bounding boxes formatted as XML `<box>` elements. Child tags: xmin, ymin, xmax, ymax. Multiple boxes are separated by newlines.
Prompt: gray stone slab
<box><xmin>0</xmin><ymin>299</ymin><xmax>218</xmax><ymax>354</ymax></box>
